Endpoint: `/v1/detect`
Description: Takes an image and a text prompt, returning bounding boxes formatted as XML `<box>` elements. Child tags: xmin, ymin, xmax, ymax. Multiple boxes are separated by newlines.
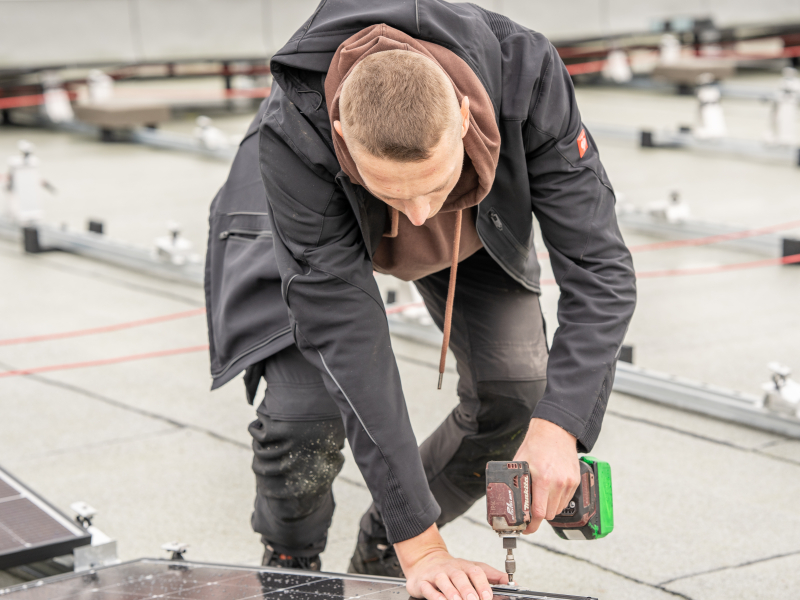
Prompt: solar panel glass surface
<box><xmin>0</xmin><ymin>560</ymin><xmax>595</xmax><ymax>600</ymax></box>
<box><xmin>0</xmin><ymin>467</ymin><xmax>91</xmax><ymax>569</ymax></box>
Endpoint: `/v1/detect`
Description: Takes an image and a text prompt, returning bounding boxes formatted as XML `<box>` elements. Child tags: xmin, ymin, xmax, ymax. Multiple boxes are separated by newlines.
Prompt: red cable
<box><xmin>0</xmin><ymin>307</ymin><xmax>206</xmax><ymax>346</ymax></box>
<box><xmin>0</xmin><ymin>94</ymin><xmax>46</xmax><ymax>110</ymax></box>
<box><xmin>566</xmin><ymin>60</ymin><xmax>607</xmax><ymax>76</ymax></box>
<box><xmin>538</xmin><ymin>218</ymin><xmax>800</xmax><ymax>259</ymax></box>
<box><xmin>0</xmin><ymin>91</ymin><xmax>79</xmax><ymax>110</ymax></box>
<box><xmin>2</xmin><ymin>255</ymin><xmax>798</xmax><ymax>378</ymax></box>
<box><xmin>635</xmin><ymin>251</ymin><xmax>800</xmax><ymax>278</ymax></box>
<box><xmin>0</xmin><ymin>344</ymin><xmax>209</xmax><ymax>379</ymax></box>
<box><xmin>626</xmin><ymin>219</ymin><xmax>800</xmax><ymax>253</ymax></box>
<box><xmin>0</xmin><ymin>88</ymin><xmax>269</xmax><ymax>110</ymax></box>
<box><xmin>385</xmin><ymin>301</ymin><xmax>425</xmax><ymax>314</ymax></box>
<box><xmin>539</xmin><ymin>252</ymin><xmax>800</xmax><ymax>285</ymax></box>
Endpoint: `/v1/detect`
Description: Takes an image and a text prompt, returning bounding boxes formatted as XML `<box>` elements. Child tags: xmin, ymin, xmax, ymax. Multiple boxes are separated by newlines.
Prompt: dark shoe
<box><xmin>347</xmin><ymin>537</ymin><xmax>404</xmax><ymax>578</ymax></box>
<box><xmin>263</xmin><ymin>543</ymin><xmax>321</xmax><ymax>571</ymax></box>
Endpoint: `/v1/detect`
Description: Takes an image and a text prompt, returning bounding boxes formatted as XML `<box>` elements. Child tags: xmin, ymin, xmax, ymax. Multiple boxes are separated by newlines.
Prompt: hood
<box><xmin>269</xmin><ymin>0</ymin><xmax>504</xmax><ymax>159</ymax></box>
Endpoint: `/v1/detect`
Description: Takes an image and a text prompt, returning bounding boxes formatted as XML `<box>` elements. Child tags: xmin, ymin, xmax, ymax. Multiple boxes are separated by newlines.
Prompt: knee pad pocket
<box><xmin>251</xmin><ymin>416</ymin><xmax>346</xmax><ymax>500</ymax></box>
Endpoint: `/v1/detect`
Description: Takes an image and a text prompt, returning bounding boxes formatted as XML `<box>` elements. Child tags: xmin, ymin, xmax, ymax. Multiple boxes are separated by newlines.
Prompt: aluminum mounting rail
<box><xmin>583</xmin><ymin>78</ymin><xmax>776</xmax><ymax>102</ymax></box>
<box><xmin>0</xmin><ymin>218</ymin><xmax>203</xmax><ymax>287</ymax></box>
<box><xmin>385</xmin><ymin>317</ymin><xmax>800</xmax><ymax>439</ymax></box>
<box><xmin>128</xmin><ymin>127</ymin><xmax>237</xmax><ymax>161</ymax></box>
<box><xmin>587</xmin><ymin>122</ymin><xmax>800</xmax><ymax>167</ymax></box>
<box><xmin>614</xmin><ymin>361</ymin><xmax>800</xmax><ymax>439</ymax></box>
<box><xmin>51</xmin><ymin>120</ymin><xmax>237</xmax><ymax>161</ymax></box>
<box><xmin>615</xmin><ymin>207</ymin><xmax>788</xmax><ymax>257</ymax></box>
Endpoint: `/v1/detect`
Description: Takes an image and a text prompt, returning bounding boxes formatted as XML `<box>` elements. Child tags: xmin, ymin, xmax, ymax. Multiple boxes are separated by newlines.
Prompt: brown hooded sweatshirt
<box><xmin>325</xmin><ymin>24</ymin><xmax>501</xmax><ymax>383</ymax></box>
<box><xmin>325</xmin><ymin>24</ymin><xmax>500</xmax><ymax>282</ymax></box>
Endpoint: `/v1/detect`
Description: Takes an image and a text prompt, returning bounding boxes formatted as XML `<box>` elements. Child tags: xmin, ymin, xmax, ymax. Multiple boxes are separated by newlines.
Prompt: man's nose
<box><xmin>405</xmin><ymin>199</ymin><xmax>431</xmax><ymax>226</ymax></box>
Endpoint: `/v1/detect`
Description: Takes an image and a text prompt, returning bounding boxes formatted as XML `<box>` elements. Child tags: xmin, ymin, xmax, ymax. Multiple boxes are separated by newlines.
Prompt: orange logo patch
<box><xmin>577</xmin><ymin>128</ymin><xmax>588</xmax><ymax>158</ymax></box>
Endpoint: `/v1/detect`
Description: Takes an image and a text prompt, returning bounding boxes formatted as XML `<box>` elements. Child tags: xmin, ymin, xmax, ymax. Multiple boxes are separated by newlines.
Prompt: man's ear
<box><xmin>460</xmin><ymin>97</ymin><xmax>470</xmax><ymax>139</ymax></box>
<box><xmin>334</xmin><ymin>120</ymin><xmax>344</xmax><ymax>139</ymax></box>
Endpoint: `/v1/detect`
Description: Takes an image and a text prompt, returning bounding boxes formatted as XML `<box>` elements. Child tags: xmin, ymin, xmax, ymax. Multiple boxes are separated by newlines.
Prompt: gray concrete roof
<box><xmin>1</xmin><ymin>74</ymin><xmax>799</xmax><ymax>600</ymax></box>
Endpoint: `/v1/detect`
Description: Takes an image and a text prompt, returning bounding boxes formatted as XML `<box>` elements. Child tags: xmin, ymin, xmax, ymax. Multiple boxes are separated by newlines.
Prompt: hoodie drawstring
<box><xmin>438</xmin><ymin>209</ymin><xmax>462</xmax><ymax>389</ymax></box>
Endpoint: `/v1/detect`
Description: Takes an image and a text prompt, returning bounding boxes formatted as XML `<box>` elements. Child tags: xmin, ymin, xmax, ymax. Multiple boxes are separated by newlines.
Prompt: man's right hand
<box><xmin>394</xmin><ymin>524</ymin><xmax>507</xmax><ymax>600</ymax></box>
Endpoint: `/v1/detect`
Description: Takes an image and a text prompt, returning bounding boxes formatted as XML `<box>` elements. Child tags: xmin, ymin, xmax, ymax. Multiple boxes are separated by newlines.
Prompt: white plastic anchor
<box><xmin>765</xmin><ymin>67</ymin><xmax>800</xmax><ymax>146</ymax></box>
<box><xmin>41</xmin><ymin>71</ymin><xmax>74</xmax><ymax>123</ymax></box>
<box><xmin>154</xmin><ymin>221</ymin><xmax>199</xmax><ymax>266</ymax></box>
<box><xmin>603</xmin><ymin>49</ymin><xmax>632</xmax><ymax>84</ymax></box>
<box><xmin>5</xmin><ymin>140</ymin><xmax>52</xmax><ymax>224</ymax></box>
<box><xmin>87</xmin><ymin>70</ymin><xmax>115</xmax><ymax>104</ymax></box>
<box><xmin>659</xmin><ymin>34</ymin><xmax>682</xmax><ymax>65</ymax></box>
<box><xmin>648</xmin><ymin>191</ymin><xmax>690</xmax><ymax>224</ymax></box>
<box><xmin>193</xmin><ymin>115</ymin><xmax>233</xmax><ymax>151</ymax></box>
<box><xmin>694</xmin><ymin>73</ymin><xmax>726</xmax><ymax>140</ymax></box>
<box><xmin>762</xmin><ymin>363</ymin><xmax>800</xmax><ymax>418</ymax></box>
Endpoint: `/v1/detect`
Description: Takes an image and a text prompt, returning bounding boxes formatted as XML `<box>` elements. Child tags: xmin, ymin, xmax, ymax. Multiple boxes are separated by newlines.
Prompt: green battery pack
<box><xmin>548</xmin><ymin>456</ymin><xmax>614</xmax><ymax>540</ymax></box>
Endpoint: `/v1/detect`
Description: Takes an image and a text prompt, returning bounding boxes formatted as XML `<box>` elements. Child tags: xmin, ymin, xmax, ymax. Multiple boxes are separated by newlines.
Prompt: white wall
<box><xmin>1</xmin><ymin>0</ymin><xmax>800</xmax><ymax>70</ymax></box>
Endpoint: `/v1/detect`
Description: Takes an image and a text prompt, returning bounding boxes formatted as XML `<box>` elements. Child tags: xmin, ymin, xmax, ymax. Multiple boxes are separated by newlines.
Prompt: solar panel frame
<box><xmin>0</xmin><ymin>559</ymin><xmax>599</xmax><ymax>600</ymax></box>
<box><xmin>0</xmin><ymin>465</ymin><xmax>91</xmax><ymax>570</ymax></box>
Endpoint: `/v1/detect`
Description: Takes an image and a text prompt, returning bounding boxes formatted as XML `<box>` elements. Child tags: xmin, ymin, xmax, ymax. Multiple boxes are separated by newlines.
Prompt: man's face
<box><xmin>335</xmin><ymin>97</ymin><xmax>470</xmax><ymax>226</ymax></box>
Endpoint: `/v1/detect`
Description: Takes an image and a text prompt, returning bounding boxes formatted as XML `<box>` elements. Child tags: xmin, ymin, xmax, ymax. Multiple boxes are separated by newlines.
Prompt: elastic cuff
<box><xmin>531</xmin><ymin>401</ymin><xmax>586</xmax><ymax>448</ymax></box>
<box><xmin>382</xmin><ymin>469</ymin><xmax>441</xmax><ymax>545</ymax></box>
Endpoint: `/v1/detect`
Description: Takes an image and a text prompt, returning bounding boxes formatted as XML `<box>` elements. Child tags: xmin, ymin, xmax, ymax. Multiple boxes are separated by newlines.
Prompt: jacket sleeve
<box><xmin>525</xmin><ymin>43</ymin><xmax>637</xmax><ymax>453</ymax></box>
<box><xmin>258</xmin><ymin>87</ymin><xmax>440</xmax><ymax>543</ymax></box>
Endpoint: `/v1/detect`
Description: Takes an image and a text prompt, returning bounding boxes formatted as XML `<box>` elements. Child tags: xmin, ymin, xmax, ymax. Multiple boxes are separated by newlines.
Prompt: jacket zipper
<box><xmin>487</xmin><ymin>209</ymin><xmax>528</xmax><ymax>257</ymax></box>
<box><xmin>219</xmin><ymin>229</ymin><xmax>272</xmax><ymax>240</ymax></box>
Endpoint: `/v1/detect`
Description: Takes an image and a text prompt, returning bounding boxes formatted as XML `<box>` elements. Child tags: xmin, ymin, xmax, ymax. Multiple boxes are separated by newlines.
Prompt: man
<box><xmin>204</xmin><ymin>2</ymin><xmax>635</xmax><ymax>599</ymax></box>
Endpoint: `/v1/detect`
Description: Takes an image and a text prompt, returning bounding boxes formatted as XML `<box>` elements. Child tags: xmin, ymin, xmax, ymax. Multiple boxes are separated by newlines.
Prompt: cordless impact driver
<box><xmin>485</xmin><ymin>458</ymin><xmax>613</xmax><ymax>584</ymax></box>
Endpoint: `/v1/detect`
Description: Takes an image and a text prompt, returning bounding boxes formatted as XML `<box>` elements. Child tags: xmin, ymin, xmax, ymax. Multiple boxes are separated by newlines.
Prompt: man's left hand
<box><xmin>513</xmin><ymin>418</ymin><xmax>581</xmax><ymax>534</ymax></box>
<box><xmin>396</xmin><ymin>524</ymin><xmax>507</xmax><ymax>600</ymax></box>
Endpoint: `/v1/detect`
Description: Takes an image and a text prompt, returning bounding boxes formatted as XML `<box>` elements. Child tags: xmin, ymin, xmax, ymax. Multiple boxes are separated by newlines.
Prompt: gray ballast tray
<box><xmin>0</xmin><ymin>559</ymin><xmax>597</xmax><ymax>600</ymax></box>
<box><xmin>0</xmin><ymin>466</ymin><xmax>90</xmax><ymax>570</ymax></box>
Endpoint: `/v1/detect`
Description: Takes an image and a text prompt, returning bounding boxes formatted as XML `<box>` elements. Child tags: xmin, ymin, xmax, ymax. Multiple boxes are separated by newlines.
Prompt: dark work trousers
<box><xmin>249</xmin><ymin>249</ymin><xmax>549</xmax><ymax>556</ymax></box>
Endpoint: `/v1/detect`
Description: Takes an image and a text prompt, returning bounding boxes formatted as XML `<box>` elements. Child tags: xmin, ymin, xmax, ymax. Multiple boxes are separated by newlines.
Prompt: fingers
<box><xmin>545</xmin><ymin>478</ymin><xmax>563</xmax><ymax>521</ymax></box>
<box><xmin>524</xmin><ymin>516</ymin><xmax>542</xmax><ymax>534</ymax></box>
<box><xmin>450</xmin><ymin>568</ymin><xmax>480</xmax><ymax>600</ymax></box>
<box><xmin>418</xmin><ymin>581</ymin><xmax>447</xmax><ymax>600</ymax></box>
<box><xmin>528</xmin><ymin>479</ymin><xmax>549</xmax><ymax>533</ymax></box>
<box><xmin>419</xmin><ymin>564</ymin><xmax>497</xmax><ymax>600</ymax></box>
<box><xmin>467</xmin><ymin>562</ymin><xmax>501</xmax><ymax>597</ymax></box>
<box><xmin>556</xmin><ymin>466</ymin><xmax>581</xmax><ymax>519</ymax></box>
<box><xmin>528</xmin><ymin>473</ymin><xmax>582</xmax><ymax>532</ymax></box>
<box><xmin>558</xmin><ymin>476</ymin><xmax>579</xmax><ymax>518</ymax></box>
<box><xmin>434</xmin><ymin>572</ymin><xmax>461</xmax><ymax>600</ymax></box>
<box><xmin>401</xmin><ymin>548</ymin><xmax>501</xmax><ymax>600</ymax></box>
<box><xmin>546</xmin><ymin>468</ymin><xmax>581</xmax><ymax>520</ymax></box>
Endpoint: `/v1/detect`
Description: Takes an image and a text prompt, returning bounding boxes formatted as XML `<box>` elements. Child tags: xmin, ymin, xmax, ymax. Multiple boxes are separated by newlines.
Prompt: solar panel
<box><xmin>0</xmin><ymin>559</ymin><xmax>597</xmax><ymax>600</ymax></box>
<box><xmin>0</xmin><ymin>466</ymin><xmax>91</xmax><ymax>570</ymax></box>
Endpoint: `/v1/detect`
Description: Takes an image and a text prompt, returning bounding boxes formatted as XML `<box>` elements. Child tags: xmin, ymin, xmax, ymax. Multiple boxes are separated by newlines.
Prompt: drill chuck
<box><xmin>502</xmin><ymin>536</ymin><xmax>517</xmax><ymax>583</ymax></box>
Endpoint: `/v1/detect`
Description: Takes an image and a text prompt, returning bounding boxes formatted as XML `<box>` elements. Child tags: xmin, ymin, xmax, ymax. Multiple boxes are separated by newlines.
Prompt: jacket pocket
<box><xmin>488</xmin><ymin>208</ymin><xmax>529</xmax><ymax>259</ymax></box>
<box><xmin>206</xmin><ymin>212</ymin><xmax>289</xmax><ymax>379</ymax></box>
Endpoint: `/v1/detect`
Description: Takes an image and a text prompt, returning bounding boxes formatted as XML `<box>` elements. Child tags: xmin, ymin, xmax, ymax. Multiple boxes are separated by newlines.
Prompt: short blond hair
<box><xmin>340</xmin><ymin>50</ymin><xmax>458</xmax><ymax>162</ymax></box>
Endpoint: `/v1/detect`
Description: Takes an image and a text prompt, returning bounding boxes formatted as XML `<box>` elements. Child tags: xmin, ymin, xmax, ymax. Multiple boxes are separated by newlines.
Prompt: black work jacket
<box><xmin>205</xmin><ymin>0</ymin><xmax>636</xmax><ymax>544</ymax></box>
